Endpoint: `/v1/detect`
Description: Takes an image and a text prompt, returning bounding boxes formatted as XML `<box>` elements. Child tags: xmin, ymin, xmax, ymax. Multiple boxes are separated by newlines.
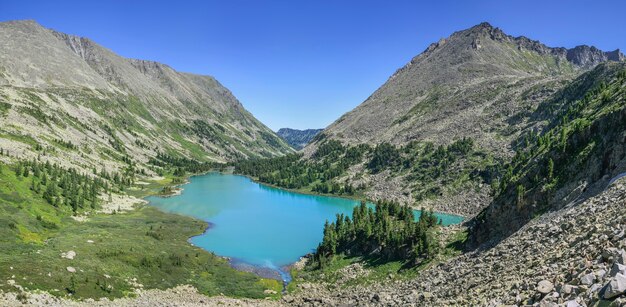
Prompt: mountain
<box><xmin>287</xmin><ymin>61</ymin><xmax>626</xmax><ymax>305</ymax></box>
<box><xmin>0</xmin><ymin>20</ymin><xmax>292</xmax><ymax>177</ymax></box>
<box><xmin>276</xmin><ymin>128</ymin><xmax>323</xmax><ymax>150</ymax></box>
<box><xmin>302</xmin><ymin>22</ymin><xmax>624</xmax><ymax>216</ymax></box>
<box><xmin>282</xmin><ymin>27</ymin><xmax>626</xmax><ymax>306</ymax></box>
<box><xmin>0</xmin><ymin>19</ymin><xmax>294</xmax><ymax>303</ymax></box>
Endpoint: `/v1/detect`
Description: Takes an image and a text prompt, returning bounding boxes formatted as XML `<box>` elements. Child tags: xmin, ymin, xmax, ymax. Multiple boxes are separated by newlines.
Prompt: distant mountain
<box><xmin>276</xmin><ymin>128</ymin><xmax>323</xmax><ymax>150</ymax></box>
<box><xmin>0</xmin><ymin>20</ymin><xmax>292</xmax><ymax>176</ymax></box>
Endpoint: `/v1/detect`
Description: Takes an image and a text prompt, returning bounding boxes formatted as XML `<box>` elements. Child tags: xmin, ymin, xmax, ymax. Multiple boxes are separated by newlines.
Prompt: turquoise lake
<box><xmin>146</xmin><ymin>172</ymin><xmax>464</xmax><ymax>280</ymax></box>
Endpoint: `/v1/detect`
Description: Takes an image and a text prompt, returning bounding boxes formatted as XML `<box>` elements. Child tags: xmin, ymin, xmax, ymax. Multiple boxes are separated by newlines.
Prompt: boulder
<box><xmin>603</xmin><ymin>273</ymin><xmax>626</xmax><ymax>299</ymax></box>
<box><xmin>537</xmin><ymin>280</ymin><xmax>554</xmax><ymax>294</ymax></box>
<box><xmin>61</xmin><ymin>250</ymin><xmax>76</xmax><ymax>260</ymax></box>
<box><xmin>618</xmin><ymin>250</ymin><xmax>626</xmax><ymax>265</ymax></box>
<box><xmin>612</xmin><ymin>263</ymin><xmax>626</xmax><ymax>277</ymax></box>
<box><xmin>562</xmin><ymin>284</ymin><xmax>579</xmax><ymax>295</ymax></box>
<box><xmin>566</xmin><ymin>300</ymin><xmax>581</xmax><ymax>307</ymax></box>
<box><xmin>580</xmin><ymin>273</ymin><xmax>595</xmax><ymax>285</ymax></box>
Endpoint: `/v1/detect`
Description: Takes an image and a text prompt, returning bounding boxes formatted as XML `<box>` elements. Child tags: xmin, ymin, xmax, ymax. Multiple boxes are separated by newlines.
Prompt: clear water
<box><xmin>146</xmin><ymin>172</ymin><xmax>464</xmax><ymax>280</ymax></box>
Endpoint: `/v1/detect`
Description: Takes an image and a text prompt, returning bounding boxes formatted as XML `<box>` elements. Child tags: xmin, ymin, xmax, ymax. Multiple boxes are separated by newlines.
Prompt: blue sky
<box><xmin>1</xmin><ymin>1</ymin><xmax>624</xmax><ymax>130</ymax></box>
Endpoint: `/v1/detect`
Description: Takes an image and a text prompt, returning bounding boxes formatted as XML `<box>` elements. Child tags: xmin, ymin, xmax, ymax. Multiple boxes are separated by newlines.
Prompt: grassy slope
<box><xmin>0</xmin><ymin>163</ymin><xmax>281</xmax><ymax>300</ymax></box>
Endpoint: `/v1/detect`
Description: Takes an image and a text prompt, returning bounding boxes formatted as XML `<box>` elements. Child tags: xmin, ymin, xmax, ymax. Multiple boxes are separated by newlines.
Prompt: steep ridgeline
<box><xmin>302</xmin><ymin>22</ymin><xmax>624</xmax><ymax>215</ymax></box>
<box><xmin>277</xmin><ymin>128</ymin><xmax>323</xmax><ymax>150</ymax></box>
<box><xmin>0</xmin><ymin>20</ymin><xmax>292</xmax><ymax>177</ymax></box>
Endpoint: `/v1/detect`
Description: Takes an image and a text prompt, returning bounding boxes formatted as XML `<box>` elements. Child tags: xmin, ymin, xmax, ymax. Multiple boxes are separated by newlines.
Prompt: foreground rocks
<box><xmin>0</xmin><ymin>285</ymin><xmax>281</xmax><ymax>307</ymax></box>
<box><xmin>285</xmin><ymin>178</ymin><xmax>626</xmax><ymax>306</ymax></box>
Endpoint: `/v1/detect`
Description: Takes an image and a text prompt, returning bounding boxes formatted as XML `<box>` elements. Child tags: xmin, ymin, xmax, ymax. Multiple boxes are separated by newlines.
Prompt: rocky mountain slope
<box><xmin>277</xmin><ymin>128</ymin><xmax>323</xmax><ymax>150</ymax></box>
<box><xmin>0</xmin><ymin>20</ymin><xmax>292</xmax><ymax>177</ymax></box>
<box><xmin>303</xmin><ymin>22</ymin><xmax>624</xmax><ymax>216</ymax></box>
<box><xmin>282</xmin><ymin>60</ymin><xmax>626</xmax><ymax>306</ymax></box>
<box><xmin>472</xmin><ymin>62</ymin><xmax>626</xmax><ymax>246</ymax></box>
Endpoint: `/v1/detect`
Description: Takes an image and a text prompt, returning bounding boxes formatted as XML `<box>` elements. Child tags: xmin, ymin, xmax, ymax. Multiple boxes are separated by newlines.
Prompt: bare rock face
<box><xmin>276</xmin><ymin>128</ymin><xmax>323</xmax><ymax>150</ymax></box>
<box><xmin>566</xmin><ymin>45</ymin><xmax>624</xmax><ymax>69</ymax></box>
<box><xmin>607</xmin><ymin>49</ymin><xmax>626</xmax><ymax>62</ymax></box>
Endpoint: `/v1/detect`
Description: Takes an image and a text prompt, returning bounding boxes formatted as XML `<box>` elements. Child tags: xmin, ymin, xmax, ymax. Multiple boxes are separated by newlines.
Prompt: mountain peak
<box><xmin>420</xmin><ymin>22</ymin><xmax>623</xmax><ymax>70</ymax></box>
<box><xmin>468</xmin><ymin>21</ymin><xmax>496</xmax><ymax>32</ymax></box>
<box><xmin>566</xmin><ymin>45</ymin><xmax>625</xmax><ymax>68</ymax></box>
<box><xmin>4</xmin><ymin>19</ymin><xmax>41</xmax><ymax>27</ymax></box>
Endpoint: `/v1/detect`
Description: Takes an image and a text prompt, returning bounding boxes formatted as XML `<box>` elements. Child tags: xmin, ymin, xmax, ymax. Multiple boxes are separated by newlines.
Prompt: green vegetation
<box><xmin>289</xmin><ymin>226</ymin><xmax>468</xmax><ymax>291</ymax></box>
<box><xmin>235</xmin><ymin>137</ymin><xmax>496</xmax><ymax>203</ymax></box>
<box><xmin>234</xmin><ymin>142</ymin><xmax>367</xmax><ymax>196</ymax></box>
<box><xmin>473</xmin><ymin>64</ymin><xmax>626</xmax><ymax>243</ymax></box>
<box><xmin>367</xmin><ymin>142</ymin><xmax>400</xmax><ymax>173</ymax></box>
<box><xmin>0</xmin><ymin>101</ymin><xmax>10</xmax><ymax>116</ymax></box>
<box><xmin>149</xmin><ymin>152</ymin><xmax>218</xmax><ymax>175</ymax></box>
<box><xmin>0</xmin><ymin>159</ymin><xmax>279</xmax><ymax>300</ymax></box>
<box><xmin>11</xmin><ymin>158</ymin><xmax>134</xmax><ymax>214</ymax></box>
<box><xmin>312</xmin><ymin>201</ymin><xmax>440</xmax><ymax>269</ymax></box>
<box><xmin>490</xmin><ymin>65</ymin><xmax>626</xmax><ymax>202</ymax></box>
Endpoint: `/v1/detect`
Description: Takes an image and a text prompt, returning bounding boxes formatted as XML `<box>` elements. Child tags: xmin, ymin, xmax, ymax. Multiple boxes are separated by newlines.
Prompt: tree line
<box><xmin>312</xmin><ymin>200</ymin><xmax>441</xmax><ymax>268</ymax></box>
<box><xmin>12</xmin><ymin>159</ymin><xmax>132</xmax><ymax>213</ymax></box>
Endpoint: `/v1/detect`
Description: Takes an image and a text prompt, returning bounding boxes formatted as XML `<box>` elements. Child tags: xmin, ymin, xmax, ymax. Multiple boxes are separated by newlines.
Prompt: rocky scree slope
<box><xmin>303</xmin><ymin>22</ymin><xmax>624</xmax><ymax>216</ymax></box>
<box><xmin>277</xmin><ymin>128</ymin><xmax>323</xmax><ymax>150</ymax></box>
<box><xmin>0</xmin><ymin>20</ymin><xmax>292</xmax><ymax>176</ymax></box>
<box><xmin>285</xmin><ymin>176</ymin><xmax>626</xmax><ymax>306</ymax></box>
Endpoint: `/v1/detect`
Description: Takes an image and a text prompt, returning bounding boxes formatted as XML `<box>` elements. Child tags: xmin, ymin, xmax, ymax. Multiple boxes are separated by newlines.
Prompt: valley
<box><xmin>0</xmin><ymin>16</ymin><xmax>625</xmax><ymax>307</ymax></box>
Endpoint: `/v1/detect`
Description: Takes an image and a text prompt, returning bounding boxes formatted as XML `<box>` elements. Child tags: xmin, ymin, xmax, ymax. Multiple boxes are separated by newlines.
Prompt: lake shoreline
<box><xmin>234</xmin><ymin>172</ymin><xmax>468</xmax><ymax>219</ymax></box>
<box><xmin>145</xmin><ymin>171</ymin><xmax>464</xmax><ymax>284</ymax></box>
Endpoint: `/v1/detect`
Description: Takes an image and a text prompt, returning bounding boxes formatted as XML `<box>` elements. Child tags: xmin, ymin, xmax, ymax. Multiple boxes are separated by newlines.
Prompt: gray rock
<box><xmin>603</xmin><ymin>273</ymin><xmax>626</xmax><ymax>299</ymax></box>
<box><xmin>580</xmin><ymin>273</ymin><xmax>595</xmax><ymax>285</ymax></box>
<box><xmin>537</xmin><ymin>280</ymin><xmax>554</xmax><ymax>294</ymax></box>
<box><xmin>562</xmin><ymin>284</ymin><xmax>578</xmax><ymax>295</ymax></box>
<box><xmin>566</xmin><ymin>300</ymin><xmax>581</xmax><ymax>307</ymax></box>
<box><xmin>611</xmin><ymin>263</ymin><xmax>626</xmax><ymax>277</ymax></box>
<box><xmin>618</xmin><ymin>250</ymin><xmax>626</xmax><ymax>265</ymax></box>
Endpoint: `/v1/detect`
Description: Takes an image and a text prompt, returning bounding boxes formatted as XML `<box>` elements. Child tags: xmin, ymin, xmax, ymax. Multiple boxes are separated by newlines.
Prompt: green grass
<box><xmin>0</xmin><ymin>163</ymin><xmax>278</xmax><ymax>300</ymax></box>
<box><xmin>289</xmin><ymin>255</ymin><xmax>424</xmax><ymax>291</ymax></box>
<box><xmin>0</xmin><ymin>131</ymin><xmax>39</xmax><ymax>147</ymax></box>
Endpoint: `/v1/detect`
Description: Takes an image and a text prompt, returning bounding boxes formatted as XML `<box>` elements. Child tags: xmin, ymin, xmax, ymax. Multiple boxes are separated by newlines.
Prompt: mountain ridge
<box><xmin>300</xmin><ymin>21</ymin><xmax>623</xmax><ymax>215</ymax></box>
<box><xmin>0</xmin><ymin>19</ymin><xmax>292</xmax><ymax>177</ymax></box>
